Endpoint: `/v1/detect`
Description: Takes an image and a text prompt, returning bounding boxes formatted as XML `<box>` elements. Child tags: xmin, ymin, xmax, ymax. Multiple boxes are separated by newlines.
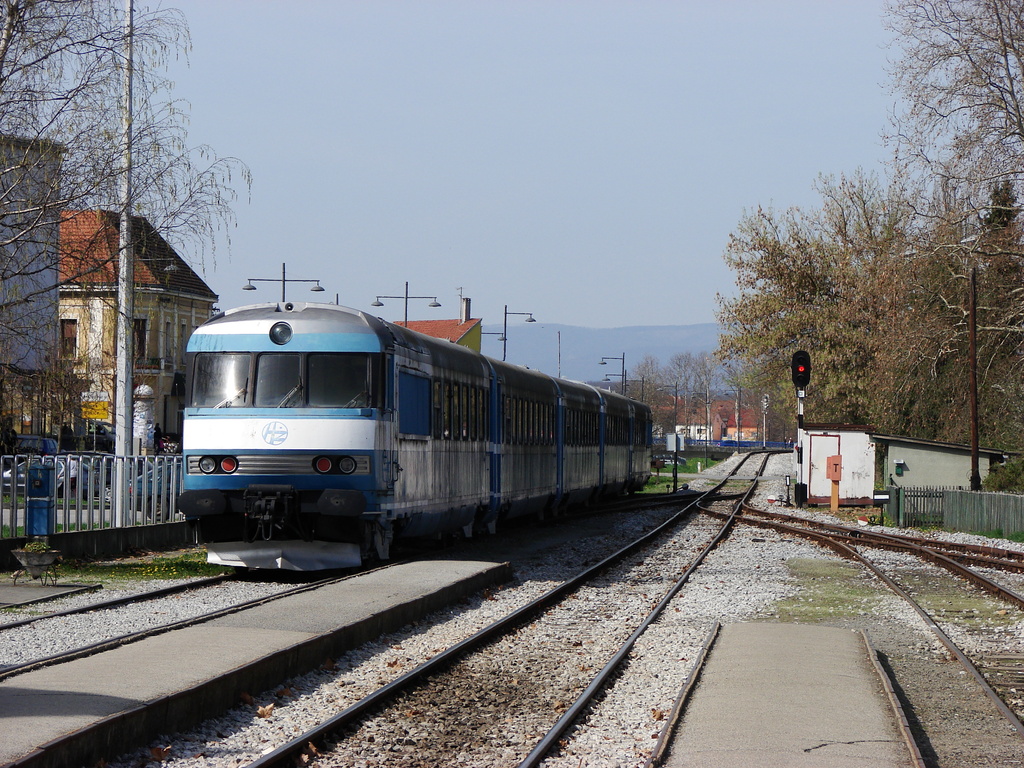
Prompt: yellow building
<box><xmin>59</xmin><ymin>210</ymin><xmax>217</xmax><ymax>437</ymax></box>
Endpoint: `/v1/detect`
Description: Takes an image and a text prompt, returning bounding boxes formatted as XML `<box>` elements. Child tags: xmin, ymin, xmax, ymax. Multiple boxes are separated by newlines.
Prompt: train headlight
<box><xmin>198</xmin><ymin>456</ymin><xmax>217</xmax><ymax>474</ymax></box>
<box><xmin>220</xmin><ymin>457</ymin><xmax>238</xmax><ymax>473</ymax></box>
<box><xmin>313</xmin><ymin>456</ymin><xmax>333</xmax><ymax>474</ymax></box>
<box><xmin>337</xmin><ymin>455</ymin><xmax>357</xmax><ymax>474</ymax></box>
<box><xmin>269</xmin><ymin>322</ymin><xmax>293</xmax><ymax>345</ymax></box>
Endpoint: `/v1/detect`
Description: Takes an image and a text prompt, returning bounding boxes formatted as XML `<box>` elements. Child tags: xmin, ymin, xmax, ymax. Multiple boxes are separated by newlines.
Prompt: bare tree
<box><xmin>0</xmin><ymin>0</ymin><xmax>246</xmax><ymax>349</ymax></box>
<box><xmin>887</xmin><ymin>0</ymin><xmax>1024</xmax><ymax>207</ymax></box>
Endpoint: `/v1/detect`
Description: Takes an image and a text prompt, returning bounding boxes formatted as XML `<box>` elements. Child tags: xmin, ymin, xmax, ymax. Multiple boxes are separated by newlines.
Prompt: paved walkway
<box><xmin>662</xmin><ymin>622</ymin><xmax>918</xmax><ymax>767</ymax></box>
<box><xmin>0</xmin><ymin>559</ymin><xmax>510</xmax><ymax>768</ymax></box>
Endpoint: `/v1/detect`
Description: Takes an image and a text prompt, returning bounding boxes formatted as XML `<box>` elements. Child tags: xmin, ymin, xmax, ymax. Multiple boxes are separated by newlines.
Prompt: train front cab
<box><xmin>177</xmin><ymin>303</ymin><xmax>392</xmax><ymax>570</ymax></box>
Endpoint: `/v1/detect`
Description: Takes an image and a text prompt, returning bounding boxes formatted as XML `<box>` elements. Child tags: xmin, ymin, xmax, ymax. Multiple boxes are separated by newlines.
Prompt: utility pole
<box><xmin>969</xmin><ymin>267</ymin><xmax>981</xmax><ymax>491</ymax></box>
<box><xmin>113</xmin><ymin>0</ymin><xmax>135</xmax><ymax>525</ymax></box>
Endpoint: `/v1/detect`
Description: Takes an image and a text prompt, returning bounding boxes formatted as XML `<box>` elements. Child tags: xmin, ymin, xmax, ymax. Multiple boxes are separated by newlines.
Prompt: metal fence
<box><xmin>889</xmin><ymin>485</ymin><xmax>1024</xmax><ymax>536</ymax></box>
<box><xmin>1</xmin><ymin>453</ymin><xmax>184</xmax><ymax>539</ymax></box>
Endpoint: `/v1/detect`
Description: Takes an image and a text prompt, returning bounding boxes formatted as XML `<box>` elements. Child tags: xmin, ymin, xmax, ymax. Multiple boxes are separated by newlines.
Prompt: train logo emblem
<box><xmin>262</xmin><ymin>421</ymin><xmax>289</xmax><ymax>446</ymax></box>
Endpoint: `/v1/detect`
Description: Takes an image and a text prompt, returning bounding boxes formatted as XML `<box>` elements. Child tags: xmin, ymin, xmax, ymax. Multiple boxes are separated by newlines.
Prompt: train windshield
<box><xmin>192</xmin><ymin>353</ymin><xmax>250</xmax><ymax>408</ymax></box>
<box><xmin>191</xmin><ymin>352</ymin><xmax>378</xmax><ymax>409</ymax></box>
<box><xmin>254</xmin><ymin>354</ymin><xmax>303</xmax><ymax>407</ymax></box>
<box><xmin>308</xmin><ymin>353</ymin><xmax>375</xmax><ymax>407</ymax></box>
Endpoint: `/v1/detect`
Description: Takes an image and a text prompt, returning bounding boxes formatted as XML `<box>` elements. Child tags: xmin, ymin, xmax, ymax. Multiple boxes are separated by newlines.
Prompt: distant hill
<box><xmin>479</xmin><ymin>321</ymin><xmax>721</xmax><ymax>382</ymax></box>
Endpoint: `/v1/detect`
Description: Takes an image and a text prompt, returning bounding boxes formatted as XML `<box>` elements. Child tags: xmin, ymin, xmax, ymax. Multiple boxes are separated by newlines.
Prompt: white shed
<box><xmin>800</xmin><ymin>424</ymin><xmax>876</xmax><ymax>506</ymax></box>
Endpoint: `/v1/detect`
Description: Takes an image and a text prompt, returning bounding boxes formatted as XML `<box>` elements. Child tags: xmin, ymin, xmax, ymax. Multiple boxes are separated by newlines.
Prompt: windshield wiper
<box><xmin>278</xmin><ymin>382</ymin><xmax>303</xmax><ymax>407</ymax></box>
<box><xmin>214</xmin><ymin>384</ymin><xmax>247</xmax><ymax>409</ymax></box>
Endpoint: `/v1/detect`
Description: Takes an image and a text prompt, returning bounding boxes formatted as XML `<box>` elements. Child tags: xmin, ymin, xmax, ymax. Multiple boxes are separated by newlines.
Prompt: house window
<box><xmin>133</xmin><ymin>318</ymin><xmax>147</xmax><ymax>361</ymax></box>
<box><xmin>60</xmin><ymin>319</ymin><xmax>78</xmax><ymax>358</ymax></box>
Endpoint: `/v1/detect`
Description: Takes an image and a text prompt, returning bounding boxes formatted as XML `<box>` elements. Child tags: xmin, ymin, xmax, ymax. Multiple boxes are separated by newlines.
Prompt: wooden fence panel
<box><xmin>890</xmin><ymin>486</ymin><xmax>1024</xmax><ymax>536</ymax></box>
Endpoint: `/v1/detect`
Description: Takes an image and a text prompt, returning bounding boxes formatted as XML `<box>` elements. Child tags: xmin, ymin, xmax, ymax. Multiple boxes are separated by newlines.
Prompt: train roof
<box><xmin>191</xmin><ymin>302</ymin><xmax>650</xmax><ymax>413</ymax></box>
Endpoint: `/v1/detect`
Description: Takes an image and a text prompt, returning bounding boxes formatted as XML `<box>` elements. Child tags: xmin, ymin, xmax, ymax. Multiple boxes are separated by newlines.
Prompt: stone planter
<box><xmin>12</xmin><ymin>549</ymin><xmax>60</xmax><ymax>584</ymax></box>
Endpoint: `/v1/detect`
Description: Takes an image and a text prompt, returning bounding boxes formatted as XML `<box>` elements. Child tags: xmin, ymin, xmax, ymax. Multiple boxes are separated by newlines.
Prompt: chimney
<box><xmin>460</xmin><ymin>296</ymin><xmax>471</xmax><ymax>324</ymax></box>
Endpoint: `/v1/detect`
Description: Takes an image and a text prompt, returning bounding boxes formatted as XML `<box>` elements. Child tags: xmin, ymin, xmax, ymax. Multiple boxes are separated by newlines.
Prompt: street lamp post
<box><xmin>242</xmin><ymin>262</ymin><xmax>326</xmax><ymax>302</ymax></box>
<box><xmin>599</xmin><ymin>354</ymin><xmax>626</xmax><ymax>395</ymax></box>
<box><xmin>502</xmin><ymin>305</ymin><xmax>536</xmax><ymax>361</ymax></box>
<box><xmin>371</xmin><ymin>282</ymin><xmax>441</xmax><ymax>325</ymax></box>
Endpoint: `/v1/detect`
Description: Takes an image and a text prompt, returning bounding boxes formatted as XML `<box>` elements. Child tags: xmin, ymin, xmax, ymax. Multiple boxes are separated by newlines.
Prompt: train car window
<box><xmin>308</xmin><ymin>354</ymin><xmax>375</xmax><ymax>408</ymax></box>
<box><xmin>443</xmin><ymin>382</ymin><xmax>453</xmax><ymax>439</ymax></box>
<box><xmin>480</xmin><ymin>387</ymin><xmax>490</xmax><ymax>441</ymax></box>
<box><xmin>192</xmin><ymin>353</ymin><xmax>250</xmax><ymax>408</ymax></box>
<box><xmin>432</xmin><ymin>381</ymin><xmax>443</xmax><ymax>439</ymax></box>
<box><xmin>469</xmin><ymin>387</ymin><xmax>477</xmax><ymax>441</ymax></box>
<box><xmin>254</xmin><ymin>354</ymin><xmax>302</xmax><ymax>407</ymax></box>
<box><xmin>398</xmin><ymin>371</ymin><xmax>431</xmax><ymax>436</ymax></box>
<box><xmin>460</xmin><ymin>384</ymin><xmax>469</xmax><ymax>440</ymax></box>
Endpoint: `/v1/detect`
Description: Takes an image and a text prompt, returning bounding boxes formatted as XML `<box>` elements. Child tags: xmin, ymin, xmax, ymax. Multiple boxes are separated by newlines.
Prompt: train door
<box><xmin>394</xmin><ymin>366</ymin><xmax>433</xmax><ymax>507</ymax></box>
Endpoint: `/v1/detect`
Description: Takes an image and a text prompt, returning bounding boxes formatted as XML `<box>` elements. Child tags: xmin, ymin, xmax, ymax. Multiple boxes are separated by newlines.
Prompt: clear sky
<box><xmin>156</xmin><ymin>0</ymin><xmax>893</xmax><ymax>329</ymax></box>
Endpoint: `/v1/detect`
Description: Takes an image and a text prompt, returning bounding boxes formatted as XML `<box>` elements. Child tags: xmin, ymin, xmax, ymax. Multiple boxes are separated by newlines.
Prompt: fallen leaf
<box><xmin>240</xmin><ymin>692</ymin><xmax>255</xmax><ymax>706</ymax></box>
<box><xmin>149</xmin><ymin>746</ymin><xmax>172</xmax><ymax>762</ymax></box>
<box><xmin>652</xmin><ymin>709</ymin><xmax>666</xmax><ymax>721</ymax></box>
<box><xmin>257</xmin><ymin>703</ymin><xmax>275</xmax><ymax>718</ymax></box>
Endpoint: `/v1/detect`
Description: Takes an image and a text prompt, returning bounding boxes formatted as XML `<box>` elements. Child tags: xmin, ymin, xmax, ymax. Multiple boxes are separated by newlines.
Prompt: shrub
<box><xmin>983</xmin><ymin>456</ymin><xmax>1024</xmax><ymax>493</ymax></box>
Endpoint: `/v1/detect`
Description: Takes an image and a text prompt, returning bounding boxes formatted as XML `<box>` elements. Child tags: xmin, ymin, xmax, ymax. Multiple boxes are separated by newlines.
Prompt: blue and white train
<box><xmin>177</xmin><ymin>301</ymin><xmax>653</xmax><ymax>570</ymax></box>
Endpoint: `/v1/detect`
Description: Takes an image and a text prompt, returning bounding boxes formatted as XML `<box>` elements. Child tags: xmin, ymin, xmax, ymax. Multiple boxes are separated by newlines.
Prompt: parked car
<box><xmin>16</xmin><ymin>435</ymin><xmax>58</xmax><ymax>456</ymax></box>
<box><xmin>80</xmin><ymin>421</ymin><xmax>115</xmax><ymax>452</ymax></box>
<box><xmin>1</xmin><ymin>456</ymin><xmax>65</xmax><ymax>495</ymax></box>
<box><xmin>103</xmin><ymin>459</ymin><xmax>174</xmax><ymax>513</ymax></box>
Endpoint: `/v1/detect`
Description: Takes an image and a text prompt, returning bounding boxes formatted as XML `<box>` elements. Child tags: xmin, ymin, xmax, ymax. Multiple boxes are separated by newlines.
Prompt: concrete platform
<box><xmin>0</xmin><ymin>583</ymin><xmax>100</xmax><ymax>609</ymax></box>
<box><xmin>0</xmin><ymin>559</ymin><xmax>510</xmax><ymax>768</ymax></box>
<box><xmin>662</xmin><ymin>623</ymin><xmax>919</xmax><ymax>768</ymax></box>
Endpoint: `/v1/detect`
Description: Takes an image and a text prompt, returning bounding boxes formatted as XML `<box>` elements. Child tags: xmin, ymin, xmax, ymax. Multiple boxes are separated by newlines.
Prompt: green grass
<box><xmin>35</xmin><ymin>549</ymin><xmax>232</xmax><ymax>586</ymax></box>
<box><xmin>771</xmin><ymin>557</ymin><xmax>886</xmax><ymax>622</ymax></box>
<box><xmin>969</xmin><ymin>528</ymin><xmax>1024</xmax><ymax>543</ymax></box>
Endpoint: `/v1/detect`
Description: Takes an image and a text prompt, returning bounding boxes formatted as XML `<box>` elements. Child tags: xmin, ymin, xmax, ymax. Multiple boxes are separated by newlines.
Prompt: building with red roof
<box><xmin>393</xmin><ymin>298</ymin><xmax>482</xmax><ymax>352</ymax></box>
<box><xmin>58</xmin><ymin>210</ymin><xmax>218</xmax><ymax>439</ymax></box>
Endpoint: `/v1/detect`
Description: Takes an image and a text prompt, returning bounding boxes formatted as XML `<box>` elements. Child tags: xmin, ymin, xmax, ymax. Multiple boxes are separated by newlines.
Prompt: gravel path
<box><xmin>0</xmin><ymin>580</ymin><xmax>295</xmax><ymax>670</ymax></box>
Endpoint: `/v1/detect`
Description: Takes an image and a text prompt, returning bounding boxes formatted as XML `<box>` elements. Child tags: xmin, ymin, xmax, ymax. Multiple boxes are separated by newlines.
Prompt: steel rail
<box><xmin>517</xmin><ymin>453</ymin><xmax>771</xmax><ymax>767</ymax></box>
<box><xmin>716</xmin><ymin>508</ymin><xmax>1024</xmax><ymax>740</ymax></box>
<box><xmin>0</xmin><ymin>574</ymin><xmax>232</xmax><ymax>630</ymax></box>
<box><xmin>243</xmin><ymin>453</ymin><xmax>770</xmax><ymax>768</ymax></box>
<box><xmin>0</xmin><ymin>571</ymin><xmax>374</xmax><ymax>682</ymax></box>
<box><xmin>739</xmin><ymin>504</ymin><xmax>1024</xmax><ymax>572</ymax></box>
<box><xmin>738</xmin><ymin>505</ymin><xmax>1024</xmax><ymax>610</ymax></box>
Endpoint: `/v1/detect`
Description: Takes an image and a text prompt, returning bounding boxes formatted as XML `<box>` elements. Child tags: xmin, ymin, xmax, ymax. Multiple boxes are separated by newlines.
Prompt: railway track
<box><xmin>689</xmin><ymin>499</ymin><xmax>1024</xmax><ymax>750</ymax></box>
<box><xmin>0</xmin><ymin>453</ymin><xmax>768</xmax><ymax>768</ymax></box>
<box><xmin>221</xmin><ymin>454</ymin><xmax>771</xmax><ymax>768</ymax></box>
<box><xmin>0</xmin><ymin>573</ymin><xmax>364</xmax><ymax>679</ymax></box>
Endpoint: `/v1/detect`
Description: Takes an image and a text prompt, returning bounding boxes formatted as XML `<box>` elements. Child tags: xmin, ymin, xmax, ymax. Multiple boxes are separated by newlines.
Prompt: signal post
<box><xmin>791</xmin><ymin>351</ymin><xmax>811</xmax><ymax>507</ymax></box>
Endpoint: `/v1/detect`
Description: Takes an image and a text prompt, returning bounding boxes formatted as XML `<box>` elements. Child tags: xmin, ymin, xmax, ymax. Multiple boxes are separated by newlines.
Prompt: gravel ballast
<box><xmin>4</xmin><ymin>452</ymin><xmax>1024</xmax><ymax>767</ymax></box>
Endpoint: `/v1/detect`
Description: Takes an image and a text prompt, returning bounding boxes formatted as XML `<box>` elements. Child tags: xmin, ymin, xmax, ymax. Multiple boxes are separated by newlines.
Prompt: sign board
<box><xmin>81</xmin><ymin>401</ymin><xmax>110</xmax><ymax>420</ymax></box>
<box><xmin>826</xmin><ymin>454</ymin><xmax>843</xmax><ymax>481</ymax></box>
<box><xmin>666</xmin><ymin>433</ymin><xmax>685</xmax><ymax>451</ymax></box>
